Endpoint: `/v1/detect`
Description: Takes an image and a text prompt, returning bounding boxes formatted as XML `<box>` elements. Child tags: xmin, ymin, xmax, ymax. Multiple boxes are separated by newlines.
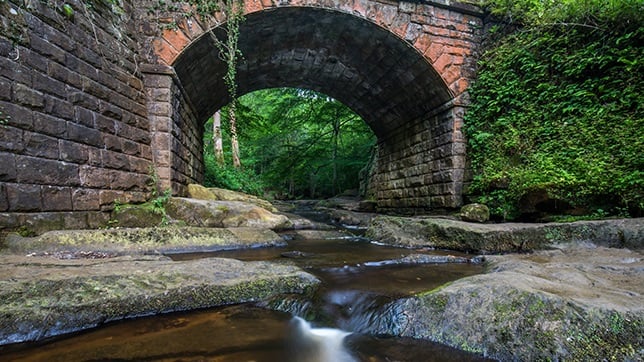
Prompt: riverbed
<box><xmin>0</xmin><ymin>229</ymin><xmax>490</xmax><ymax>361</ymax></box>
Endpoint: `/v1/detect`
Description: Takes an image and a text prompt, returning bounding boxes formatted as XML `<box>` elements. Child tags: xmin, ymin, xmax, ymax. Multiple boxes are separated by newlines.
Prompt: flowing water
<box><xmin>1</xmin><ymin>211</ymin><xmax>493</xmax><ymax>361</ymax></box>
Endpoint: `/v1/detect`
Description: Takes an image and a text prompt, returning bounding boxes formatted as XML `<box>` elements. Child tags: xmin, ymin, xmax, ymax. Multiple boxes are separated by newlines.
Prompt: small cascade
<box><xmin>287</xmin><ymin>316</ymin><xmax>356</xmax><ymax>362</ymax></box>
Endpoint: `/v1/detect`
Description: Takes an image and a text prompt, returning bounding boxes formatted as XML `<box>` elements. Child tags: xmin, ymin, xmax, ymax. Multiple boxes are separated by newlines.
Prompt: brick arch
<box><xmin>151</xmin><ymin>0</ymin><xmax>481</xmax><ymax>103</ymax></box>
<box><xmin>173</xmin><ymin>7</ymin><xmax>453</xmax><ymax>137</ymax></box>
<box><xmin>141</xmin><ymin>1</ymin><xmax>483</xmax><ymax>212</ymax></box>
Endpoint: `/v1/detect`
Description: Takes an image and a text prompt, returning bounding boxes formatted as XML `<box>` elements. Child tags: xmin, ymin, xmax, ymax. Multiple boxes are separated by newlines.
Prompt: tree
<box><xmin>210</xmin><ymin>0</ymin><xmax>244</xmax><ymax>168</ymax></box>
<box><xmin>212</xmin><ymin>110</ymin><xmax>224</xmax><ymax>166</ymax></box>
<box><xmin>202</xmin><ymin>88</ymin><xmax>376</xmax><ymax>198</ymax></box>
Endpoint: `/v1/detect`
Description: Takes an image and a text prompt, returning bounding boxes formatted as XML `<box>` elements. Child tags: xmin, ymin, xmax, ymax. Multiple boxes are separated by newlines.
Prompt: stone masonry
<box><xmin>1</xmin><ymin>0</ymin><xmax>483</xmax><ymax>232</ymax></box>
<box><xmin>0</xmin><ymin>0</ymin><xmax>151</xmax><ymax>231</ymax></box>
<box><xmin>137</xmin><ymin>0</ymin><xmax>483</xmax><ymax>213</ymax></box>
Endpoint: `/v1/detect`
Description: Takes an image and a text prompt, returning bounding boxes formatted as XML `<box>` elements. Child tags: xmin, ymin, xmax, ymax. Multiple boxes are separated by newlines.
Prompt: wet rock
<box><xmin>362</xmin><ymin>254</ymin><xmax>483</xmax><ymax>267</ymax></box>
<box><xmin>316</xmin><ymin>207</ymin><xmax>375</xmax><ymax>227</ymax></box>
<box><xmin>166</xmin><ymin>198</ymin><xmax>292</xmax><ymax>230</ymax></box>
<box><xmin>292</xmin><ymin>229</ymin><xmax>351</xmax><ymax>240</ymax></box>
<box><xmin>0</xmin><ymin>255</ymin><xmax>320</xmax><ymax>345</ymax></box>
<box><xmin>280</xmin><ymin>212</ymin><xmax>335</xmax><ymax>230</ymax></box>
<box><xmin>358</xmin><ymin>200</ymin><xmax>377</xmax><ymax>212</ymax></box>
<box><xmin>2</xmin><ymin>227</ymin><xmax>285</xmax><ymax>255</ymax></box>
<box><xmin>366</xmin><ymin>216</ymin><xmax>644</xmax><ymax>253</ymax></box>
<box><xmin>365</xmin><ymin>245</ymin><xmax>644</xmax><ymax>361</ymax></box>
<box><xmin>281</xmin><ymin>250</ymin><xmax>316</xmax><ymax>258</ymax></box>
<box><xmin>459</xmin><ymin>203</ymin><xmax>489</xmax><ymax>223</ymax></box>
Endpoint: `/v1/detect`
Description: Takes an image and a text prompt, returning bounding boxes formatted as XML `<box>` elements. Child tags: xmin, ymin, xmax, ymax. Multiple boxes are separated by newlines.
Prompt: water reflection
<box><xmin>1</xmin><ymin>235</ymin><xmax>490</xmax><ymax>361</ymax></box>
<box><xmin>1</xmin><ymin>305</ymin><xmax>491</xmax><ymax>361</ymax></box>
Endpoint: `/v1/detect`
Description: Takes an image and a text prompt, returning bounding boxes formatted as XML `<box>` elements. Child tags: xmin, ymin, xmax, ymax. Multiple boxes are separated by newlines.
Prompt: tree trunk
<box><xmin>229</xmin><ymin>102</ymin><xmax>241</xmax><ymax>169</ymax></box>
<box><xmin>213</xmin><ymin>110</ymin><xmax>224</xmax><ymax>166</ymax></box>
<box><xmin>332</xmin><ymin>113</ymin><xmax>340</xmax><ymax>195</ymax></box>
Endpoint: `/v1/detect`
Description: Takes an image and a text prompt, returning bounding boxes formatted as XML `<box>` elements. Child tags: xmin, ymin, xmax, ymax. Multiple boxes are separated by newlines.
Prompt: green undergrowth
<box><xmin>464</xmin><ymin>0</ymin><xmax>643</xmax><ymax>220</ymax></box>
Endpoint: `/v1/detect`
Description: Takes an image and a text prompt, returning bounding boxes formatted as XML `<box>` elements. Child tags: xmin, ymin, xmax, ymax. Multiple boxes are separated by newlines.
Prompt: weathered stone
<box><xmin>41</xmin><ymin>186</ymin><xmax>72</xmax><ymax>211</ymax></box>
<box><xmin>6</xmin><ymin>183</ymin><xmax>41</xmax><ymax>211</ymax></box>
<box><xmin>366</xmin><ymin>216</ymin><xmax>644</xmax><ymax>252</ymax></box>
<box><xmin>166</xmin><ymin>197</ymin><xmax>291</xmax><ymax>230</ymax></box>
<box><xmin>0</xmin><ymin>183</ymin><xmax>8</xmax><ymax>211</ymax></box>
<box><xmin>0</xmin><ymin>125</ymin><xmax>24</xmax><ymax>153</ymax></box>
<box><xmin>23</xmin><ymin>131</ymin><xmax>59</xmax><ymax>159</ymax></box>
<box><xmin>459</xmin><ymin>203</ymin><xmax>489</xmax><ymax>223</ymax></box>
<box><xmin>72</xmin><ymin>188</ymin><xmax>100</xmax><ymax>211</ymax></box>
<box><xmin>0</xmin><ymin>254</ymin><xmax>319</xmax><ymax>345</ymax></box>
<box><xmin>0</xmin><ymin>153</ymin><xmax>16</xmax><ymax>182</ymax></box>
<box><xmin>362</xmin><ymin>245</ymin><xmax>644</xmax><ymax>361</ymax></box>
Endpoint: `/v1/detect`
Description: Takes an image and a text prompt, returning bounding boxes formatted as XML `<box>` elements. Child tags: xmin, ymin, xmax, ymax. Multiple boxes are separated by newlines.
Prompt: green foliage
<box><xmin>203</xmin><ymin>153</ymin><xmax>265</xmax><ymax>195</ymax></box>
<box><xmin>203</xmin><ymin>88</ymin><xmax>376</xmax><ymax>199</ymax></box>
<box><xmin>0</xmin><ymin>107</ymin><xmax>9</xmax><ymax>125</ymax></box>
<box><xmin>479</xmin><ymin>0</ymin><xmax>643</xmax><ymax>29</ymax></box>
<box><xmin>465</xmin><ymin>1</ymin><xmax>643</xmax><ymax>219</ymax></box>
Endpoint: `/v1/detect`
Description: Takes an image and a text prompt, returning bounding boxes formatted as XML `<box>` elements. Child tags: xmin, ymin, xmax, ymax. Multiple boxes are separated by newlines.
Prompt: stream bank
<box><xmin>1</xmin><ymin>188</ymin><xmax>642</xmax><ymax>360</ymax></box>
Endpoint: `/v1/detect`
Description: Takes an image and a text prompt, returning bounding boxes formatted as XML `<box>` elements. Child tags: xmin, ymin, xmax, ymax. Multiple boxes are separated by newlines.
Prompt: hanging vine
<box><xmin>152</xmin><ymin>0</ymin><xmax>245</xmax><ymax>168</ymax></box>
<box><xmin>209</xmin><ymin>0</ymin><xmax>244</xmax><ymax>168</ymax></box>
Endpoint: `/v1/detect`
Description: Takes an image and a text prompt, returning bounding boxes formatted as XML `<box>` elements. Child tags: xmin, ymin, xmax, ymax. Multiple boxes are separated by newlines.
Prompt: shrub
<box><xmin>465</xmin><ymin>1</ymin><xmax>643</xmax><ymax>219</ymax></box>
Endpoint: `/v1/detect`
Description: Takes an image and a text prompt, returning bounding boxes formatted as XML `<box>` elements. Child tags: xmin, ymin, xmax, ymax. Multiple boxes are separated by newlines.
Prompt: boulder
<box><xmin>360</xmin><ymin>245</ymin><xmax>644</xmax><ymax>361</ymax></box>
<box><xmin>166</xmin><ymin>198</ymin><xmax>292</xmax><ymax>230</ymax></box>
<box><xmin>110</xmin><ymin>204</ymin><xmax>164</xmax><ymax>228</ymax></box>
<box><xmin>459</xmin><ymin>203</ymin><xmax>490</xmax><ymax>223</ymax></box>
<box><xmin>186</xmin><ymin>184</ymin><xmax>278</xmax><ymax>212</ymax></box>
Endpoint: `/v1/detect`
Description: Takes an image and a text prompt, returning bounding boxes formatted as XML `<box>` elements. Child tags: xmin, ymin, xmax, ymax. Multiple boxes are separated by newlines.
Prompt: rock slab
<box><xmin>366</xmin><ymin>216</ymin><xmax>644</xmax><ymax>252</ymax></box>
<box><xmin>361</xmin><ymin>245</ymin><xmax>644</xmax><ymax>361</ymax></box>
<box><xmin>0</xmin><ymin>255</ymin><xmax>319</xmax><ymax>346</ymax></box>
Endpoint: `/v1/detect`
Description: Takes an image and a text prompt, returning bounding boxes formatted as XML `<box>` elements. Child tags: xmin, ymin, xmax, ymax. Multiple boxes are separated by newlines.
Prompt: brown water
<box><xmin>0</xmin><ymin>224</ymin><xmax>492</xmax><ymax>361</ymax></box>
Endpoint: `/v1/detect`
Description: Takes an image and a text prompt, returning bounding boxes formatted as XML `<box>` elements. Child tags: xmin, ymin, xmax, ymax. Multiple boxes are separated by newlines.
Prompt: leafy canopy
<box><xmin>203</xmin><ymin>88</ymin><xmax>376</xmax><ymax>198</ymax></box>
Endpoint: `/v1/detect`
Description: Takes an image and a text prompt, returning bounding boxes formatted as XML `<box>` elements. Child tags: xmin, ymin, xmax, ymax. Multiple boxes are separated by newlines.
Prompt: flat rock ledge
<box><xmin>366</xmin><ymin>216</ymin><xmax>644</xmax><ymax>253</ymax></box>
<box><xmin>362</xmin><ymin>244</ymin><xmax>644</xmax><ymax>361</ymax></box>
<box><xmin>0</xmin><ymin>255</ymin><xmax>319</xmax><ymax>346</ymax></box>
<box><xmin>2</xmin><ymin>226</ymin><xmax>285</xmax><ymax>255</ymax></box>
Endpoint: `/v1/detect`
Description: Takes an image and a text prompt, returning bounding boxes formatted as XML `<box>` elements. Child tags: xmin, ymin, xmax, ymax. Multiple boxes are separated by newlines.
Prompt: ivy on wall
<box><xmin>464</xmin><ymin>0</ymin><xmax>643</xmax><ymax>220</ymax></box>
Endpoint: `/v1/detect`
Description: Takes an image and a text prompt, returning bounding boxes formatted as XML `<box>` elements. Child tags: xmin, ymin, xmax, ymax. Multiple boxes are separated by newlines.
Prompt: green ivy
<box><xmin>465</xmin><ymin>2</ymin><xmax>643</xmax><ymax>220</ymax></box>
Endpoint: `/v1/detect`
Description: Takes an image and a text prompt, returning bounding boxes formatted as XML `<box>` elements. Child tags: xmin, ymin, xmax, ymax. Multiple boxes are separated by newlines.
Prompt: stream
<box><xmin>1</xmin><ymin>210</ymin><xmax>493</xmax><ymax>361</ymax></box>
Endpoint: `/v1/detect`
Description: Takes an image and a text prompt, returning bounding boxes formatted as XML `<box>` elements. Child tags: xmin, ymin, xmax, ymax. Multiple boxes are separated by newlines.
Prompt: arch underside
<box><xmin>172</xmin><ymin>6</ymin><xmax>453</xmax><ymax>138</ymax></box>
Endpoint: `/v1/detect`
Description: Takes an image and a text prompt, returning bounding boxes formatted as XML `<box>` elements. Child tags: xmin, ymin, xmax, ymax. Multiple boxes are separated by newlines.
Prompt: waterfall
<box><xmin>287</xmin><ymin>316</ymin><xmax>356</xmax><ymax>362</ymax></box>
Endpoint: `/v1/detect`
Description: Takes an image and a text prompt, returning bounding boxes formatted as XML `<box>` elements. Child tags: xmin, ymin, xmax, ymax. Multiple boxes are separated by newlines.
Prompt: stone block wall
<box><xmin>142</xmin><ymin>64</ymin><xmax>202</xmax><ymax>197</ymax></box>
<box><xmin>0</xmin><ymin>0</ymin><xmax>150</xmax><ymax>231</ymax></box>
<box><xmin>374</xmin><ymin>102</ymin><xmax>467</xmax><ymax>214</ymax></box>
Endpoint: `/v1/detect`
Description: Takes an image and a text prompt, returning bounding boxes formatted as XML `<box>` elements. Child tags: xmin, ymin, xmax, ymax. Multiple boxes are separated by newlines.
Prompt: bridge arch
<box><xmin>141</xmin><ymin>0</ymin><xmax>483</xmax><ymax>212</ymax></box>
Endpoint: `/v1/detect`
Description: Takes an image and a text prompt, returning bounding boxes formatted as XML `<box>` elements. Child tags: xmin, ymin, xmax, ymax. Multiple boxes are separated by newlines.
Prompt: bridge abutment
<box><xmin>373</xmin><ymin>101</ymin><xmax>467</xmax><ymax>213</ymax></box>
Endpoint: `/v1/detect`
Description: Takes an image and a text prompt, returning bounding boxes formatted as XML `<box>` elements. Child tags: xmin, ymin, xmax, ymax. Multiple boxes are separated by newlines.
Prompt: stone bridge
<box><xmin>0</xmin><ymin>0</ymin><xmax>483</xmax><ymax>230</ymax></box>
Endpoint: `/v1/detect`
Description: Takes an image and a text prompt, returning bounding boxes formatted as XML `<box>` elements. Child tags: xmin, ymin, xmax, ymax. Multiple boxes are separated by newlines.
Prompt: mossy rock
<box><xmin>357</xmin><ymin>246</ymin><xmax>644</xmax><ymax>361</ymax></box>
<box><xmin>186</xmin><ymin>184</ymin><xmax>277</xmax><ymax>212</ymax></box>
<box><xmin>110</xmin><ymin>204</ymin><xmax>164</xmax><ymax>228</ymax></box>
<box><xmin>0</xmin><ymin>255</ymin><xmax>320</xmax><ymax>345</ymax></box>
<box><xmin>460</xmin><ymin>203</ymin><xmax>490</xmax><ymax>223</ymax></box>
